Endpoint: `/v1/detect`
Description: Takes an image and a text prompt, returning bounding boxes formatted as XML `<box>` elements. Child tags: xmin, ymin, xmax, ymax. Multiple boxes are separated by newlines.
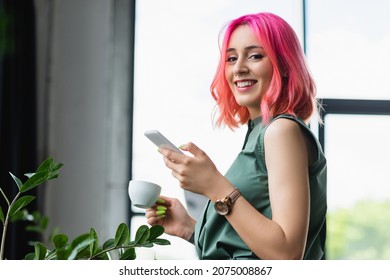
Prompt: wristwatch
<box><xmin>214</xmin><ymin>189</ymin><xmax>241</xmax><ymax>216</ymax></box>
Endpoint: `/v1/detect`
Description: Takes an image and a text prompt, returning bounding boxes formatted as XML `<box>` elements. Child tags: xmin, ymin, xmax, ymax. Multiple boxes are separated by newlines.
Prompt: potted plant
<box><xmin>0</xmin><ymin>158</ymin><xmax>170</xmax><ymax>260</ymax></box>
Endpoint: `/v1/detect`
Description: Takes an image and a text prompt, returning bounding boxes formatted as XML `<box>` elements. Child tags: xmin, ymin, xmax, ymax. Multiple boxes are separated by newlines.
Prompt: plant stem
<box><xmin>88</xmin><ymin>244</ymin><xmax>139</xmax><ymax>260</ymax></box>
<box><xmin>0</xmin><ymin>188</ymin><xmax>10</xmax><ymax>206</ymax></box>
<box><xmin>0</xmin><ymin>215</ymin><xmax>9</xmax><ymax>260</ymax></box>
<box><xmin>0</xmin><ymin>192</ymin><xmax>20</xmax><ymax>260</ymax></box>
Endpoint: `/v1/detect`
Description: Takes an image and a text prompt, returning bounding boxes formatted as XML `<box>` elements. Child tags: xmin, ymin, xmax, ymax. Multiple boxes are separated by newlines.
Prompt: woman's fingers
<box><xmin>180</xmin><ymin>142</ymin><xmax>205</xmax><ymax>158</ymax></box>
<box><xmin>145</xmin><ymin>196</ymin><xmax>170</xmax><ymax>225</ymax></box>
<box><xmin>159</xmin><ymin>147</ymin><xmax>186</xmax><ymax>163</ymax></box>
<box><xmin>146</xmin><ymin>209</ymin><xmax>165</xmax><ymax>225</ymax></box>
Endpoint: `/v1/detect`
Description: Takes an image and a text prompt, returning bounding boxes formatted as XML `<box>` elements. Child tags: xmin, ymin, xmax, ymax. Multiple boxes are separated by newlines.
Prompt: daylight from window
<box><xmin>132</xmin><ymin>0</ymin><xmax>390</xmax><ymax>259</ymax></box>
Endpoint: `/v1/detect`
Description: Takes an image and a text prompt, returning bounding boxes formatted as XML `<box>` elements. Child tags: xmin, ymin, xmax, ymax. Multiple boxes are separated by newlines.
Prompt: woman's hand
<box><xmin>159</xmin><ymin>142</ymin><xmax>234</xmax><ymax>201</ymax></box>
<box><xmin>145</xmin><ymin>196</ymin><xmax>196</xmax><ymax>241</ymax></box>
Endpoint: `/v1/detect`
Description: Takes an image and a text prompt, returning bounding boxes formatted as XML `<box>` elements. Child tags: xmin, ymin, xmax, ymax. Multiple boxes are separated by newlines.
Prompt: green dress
<box><xmin>194</xmin><ymin>114</ymin><xmax>327</xmax><ymax>259</ymax></box>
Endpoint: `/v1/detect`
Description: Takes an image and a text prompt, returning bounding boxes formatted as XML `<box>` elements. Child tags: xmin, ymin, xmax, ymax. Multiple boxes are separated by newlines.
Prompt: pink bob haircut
<box><xmin>211</xmin><ymin>12</ymin><xmax>319</xmax><ymax>128</ymax></box>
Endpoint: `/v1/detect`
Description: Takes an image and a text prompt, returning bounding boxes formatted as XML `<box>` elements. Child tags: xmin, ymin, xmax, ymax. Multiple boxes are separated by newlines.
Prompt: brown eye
<box><xmin>226</xmin><ymin>56</ymin><xmax>237</xmax><ymax>63</ymax></box>
<box><xmin>249</xmin><ymin>54</ymin><xmax>264</xmax><ymax>60</ymax></box>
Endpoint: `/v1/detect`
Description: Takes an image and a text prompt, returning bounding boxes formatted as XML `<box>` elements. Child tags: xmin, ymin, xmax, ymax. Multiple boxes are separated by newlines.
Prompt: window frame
<box><xmin>318</xmin><ymin>98</ymin><xmax>390</xmax><ymax>152</ymax></box>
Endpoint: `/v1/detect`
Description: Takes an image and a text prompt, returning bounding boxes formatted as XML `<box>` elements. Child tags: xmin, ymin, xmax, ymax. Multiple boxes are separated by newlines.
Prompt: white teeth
<box><xmin>236</xmin><ymin>81</ymin><xmax>255</xmax><ymax>88</ymax></box>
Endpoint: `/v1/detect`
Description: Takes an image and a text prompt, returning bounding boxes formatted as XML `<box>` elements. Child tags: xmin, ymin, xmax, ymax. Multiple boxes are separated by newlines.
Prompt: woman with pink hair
<box><xmin>146</xmin><ymin>12</ymin><xmax>327</xmax><ymax>260</ymax></box>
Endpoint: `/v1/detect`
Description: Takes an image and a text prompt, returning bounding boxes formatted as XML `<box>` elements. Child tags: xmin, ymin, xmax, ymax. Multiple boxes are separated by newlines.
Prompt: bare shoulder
<box><xmin>265</xmin><ymin>117</ymin><xmax>316</xmax><ymax>165</ymax></box>
<box><xmin>264</xmin><ymin>117</ymin><xmax>303</xmax><ymax>141</ymax></box>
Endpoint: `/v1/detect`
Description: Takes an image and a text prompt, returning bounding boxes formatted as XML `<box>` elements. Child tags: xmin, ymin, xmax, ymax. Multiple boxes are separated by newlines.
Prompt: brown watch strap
<box><xmin>228</xmin><ymin>188</ymin><xmax>241</xmax><ymax>203</ymax></box>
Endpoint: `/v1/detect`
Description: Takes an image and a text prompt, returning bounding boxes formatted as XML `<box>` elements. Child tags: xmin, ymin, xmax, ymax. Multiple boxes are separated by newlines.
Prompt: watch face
<box><xmin>214</xmin><ymin>201</ymin><xmax>229</xmax><ymax>215</ymax></box>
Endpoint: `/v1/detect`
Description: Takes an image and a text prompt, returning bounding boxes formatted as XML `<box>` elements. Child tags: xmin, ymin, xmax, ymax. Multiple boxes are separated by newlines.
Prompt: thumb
<box><xmin>179</xmin><ymin>142</ymin><xmax>205</xmax><ymax>157</ymax></box>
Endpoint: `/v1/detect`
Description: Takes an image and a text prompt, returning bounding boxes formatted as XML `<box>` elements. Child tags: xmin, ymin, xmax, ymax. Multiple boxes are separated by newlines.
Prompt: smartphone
<box><xmin>144</xmin><ymin>130</ymin><xmax>184</xmax><ymax>154</ymax></box>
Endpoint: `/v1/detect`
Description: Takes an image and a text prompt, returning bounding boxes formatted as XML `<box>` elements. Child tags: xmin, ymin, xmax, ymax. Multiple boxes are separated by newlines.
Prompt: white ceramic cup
<box><xmin>128</xmin><ymin>180</ymin><xmax>161</xmax><ymax>209</ymax></box>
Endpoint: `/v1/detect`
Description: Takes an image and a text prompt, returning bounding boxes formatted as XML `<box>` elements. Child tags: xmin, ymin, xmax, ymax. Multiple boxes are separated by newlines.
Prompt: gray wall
<box><xmin>34</xmin><ymin>0</ymin><xmax>132</xmax><ymax>241</ymax></box>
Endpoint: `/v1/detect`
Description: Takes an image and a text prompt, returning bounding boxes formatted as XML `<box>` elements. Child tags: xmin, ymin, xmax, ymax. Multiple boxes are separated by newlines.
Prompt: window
<box><xmin>306</xmin><ymin>0</ymin><xmax>390</xmax><ymax>100</ymax></box>
<box><xmin>317</xmin><ymin>100</ymin><xmax>390</xmax><ymax>259</ymax></box>
<box><xmin>307</xmin><ymin>0</ymin><xmax>390</xmax><ymax>259</ymax></box>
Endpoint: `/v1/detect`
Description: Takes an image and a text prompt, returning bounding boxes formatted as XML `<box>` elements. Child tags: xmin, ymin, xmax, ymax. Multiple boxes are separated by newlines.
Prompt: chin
<box><xmin>234</xmin><ymin>97</ymin><xmax>260</xmax><ymax>108</ymax></box>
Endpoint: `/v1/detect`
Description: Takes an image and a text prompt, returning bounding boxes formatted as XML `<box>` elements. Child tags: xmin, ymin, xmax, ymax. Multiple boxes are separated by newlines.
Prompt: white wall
<box><xmin>35</xmin><ymin>0</ymin><xmax>131</xmax><ymax>242</ymax></box>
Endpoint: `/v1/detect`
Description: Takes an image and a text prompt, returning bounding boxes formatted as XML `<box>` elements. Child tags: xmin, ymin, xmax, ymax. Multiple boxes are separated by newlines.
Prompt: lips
<box><xmin>235</xmin><ymin>80</ymin><xmax>257</xmax><ymax>88</ymax></box>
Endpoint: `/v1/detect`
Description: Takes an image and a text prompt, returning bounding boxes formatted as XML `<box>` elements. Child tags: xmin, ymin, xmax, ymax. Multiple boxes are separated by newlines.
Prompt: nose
<box><xmin>233</xmin><ymin>58</ymin><xmax>249</xmax><ymax>77</ymax></box>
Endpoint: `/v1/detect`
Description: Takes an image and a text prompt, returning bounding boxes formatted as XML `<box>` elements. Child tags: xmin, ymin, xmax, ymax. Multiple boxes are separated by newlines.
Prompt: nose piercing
<box><xmin>234</xmin><ymin>73</ymin><xmax>240</xmax><ymax>77</ymax></box>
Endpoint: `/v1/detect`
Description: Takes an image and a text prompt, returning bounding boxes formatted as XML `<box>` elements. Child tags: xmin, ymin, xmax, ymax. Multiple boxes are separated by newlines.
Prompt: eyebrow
<box><xmin>226</xmin><ymin>45</ymin><xmax>264</xmax><ymax>53</ymax></box>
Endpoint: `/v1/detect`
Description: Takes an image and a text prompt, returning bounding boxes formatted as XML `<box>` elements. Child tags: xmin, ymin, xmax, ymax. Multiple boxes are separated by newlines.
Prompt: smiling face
<box><xmin>224</xmin><ymin>25</ymin><xmax>274</xmax><ymax>119</ymax></box>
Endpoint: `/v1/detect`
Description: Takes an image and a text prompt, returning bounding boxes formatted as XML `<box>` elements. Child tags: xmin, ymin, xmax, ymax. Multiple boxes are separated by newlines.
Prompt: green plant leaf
<box><xmin>55</xmin><ymin>247</ymin><xmax>71</xmax><ymax>260</ymax></box>
<box><xmin>25</xmin><ymin>225</ymin><xmax>42</xmax><ymax>233</ymax></box>
<box><xmin>40</xmin><ymin>215</ymin><xmax>49</xmax><ymax>230</ymax></box>
<box><xmin>19</xmin><ymin>158</ymin><xmax>63</xmax><ymax>193</ymax></box>
<box><xmin>68</xmin><ymin>235</ymin><xmax>95</xmax><ymax>260</ymax></box>
<box><xmin>51</xmin><ymin>162</ymin><xmax>64</xmax><ymax>172</ymax></box>
<box><xmin>8</xmin><ymin>195</ymin><xmax>35</xmax><ymax>217</ymax></box>
<box><xmin>44</xmin><ymin>250</ymin><xmax>58</xmax><ymax>260</ymax></box>
<box><xmin>10</xmin><ymin>209</ymin><xmax>28</xmax><ymax>222</ymax></box>
<box><xmin>114</xmin><ymin>223</ymin><xmax>129</xmax><ymax>247</ymax></box>
<box><xmin>134</xmin><ymin>225</ymin><xmax>150</xmax><ymax>245</ymax></box>
<box><xmin>36</xmin><ymin>158</ymin><xmax>63</xmax><ymax>180</ymax></box>
<box><xmin>89</xmin><ymin>228</ymin><xmax>99</xmax><ymax>256</ymax></box>
<box><xmin>70</xmin><ymin>233</ymin><xmax>90</xmax><ymax>249</ymax></box>
<box><xmin>20</xmin><ymin>171</ymin><xmax>49</xmax><ymax>193</ymax></box>
<box><xmin>9</xmin><ymin>172</ymin><xmax>23</xmax><ymax>190</ymax></box>
<box><xmin>47</xmin><ymin>163</ymin><xmax>64</xmax><ymax>180</ymax></box>
<box><xmin>90</xmin><ymin>248</ymin><xmax>110</xmax><ymax>260</ymax></box>
<box><xmin>102</xmin><ymin>238</ymin><xmax>115</xmax><ymax>250</ymax></box>
<box><xmin>36</xmin><ymin>157</ymin><xmax>54</xmax><ymax>172</ymax></box>
<box><xmin>0</xmin><ymin>205</ymin><xmax>4</xmax><ymax>224</ymax></box>
<box><xmin>24</xmin><ymin>252</ymin><xmax>35</xmax><ymax>260</ymax></box>
<box><xmin>24</xmin><ymin>173</ymin><xmax>34</xmax><ymax>178</ymax></box>
<box><xmin>68</xmin><ymin>237</ymin><xmax>95</xmax><ymax>260</ymax></box>
<box><xmin>47</xmin><ymin>172</ymin><xmax>59</xmax><ymax>180</ymax></box>
<box><xmin>120</xmin><ymin>247</ymin><xmax>136</xmax><ymax>260</ymax></box>
<box><xmin>140</xmin><ymin>242</ymin><xmax>154</xmax><ymax>248</ymax></box>
<box><xmin>33</xmin><ymin>242</ymin><xmax>48</xmax><ymax>260</ymax></box>
<box><xmin>52</xmin><ymin>233</ymin><xmax>69</xmax><ymax>249</ymax></box>
<box><xmin>152</xmin><ymin>238</ymin><xmax>171</xmax><ymax>246</ymax></box>
<box><xmin>148</xmin><ymin>224</ymin><xmax>165</xmax><ymax>241</ymax></box>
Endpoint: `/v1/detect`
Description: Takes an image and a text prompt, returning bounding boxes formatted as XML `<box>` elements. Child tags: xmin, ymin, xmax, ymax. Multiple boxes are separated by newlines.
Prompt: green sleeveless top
<box><xmin>194</xmin><ymin>114</ymin><xmax>327</xmax><ymax>259</ymax></box>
